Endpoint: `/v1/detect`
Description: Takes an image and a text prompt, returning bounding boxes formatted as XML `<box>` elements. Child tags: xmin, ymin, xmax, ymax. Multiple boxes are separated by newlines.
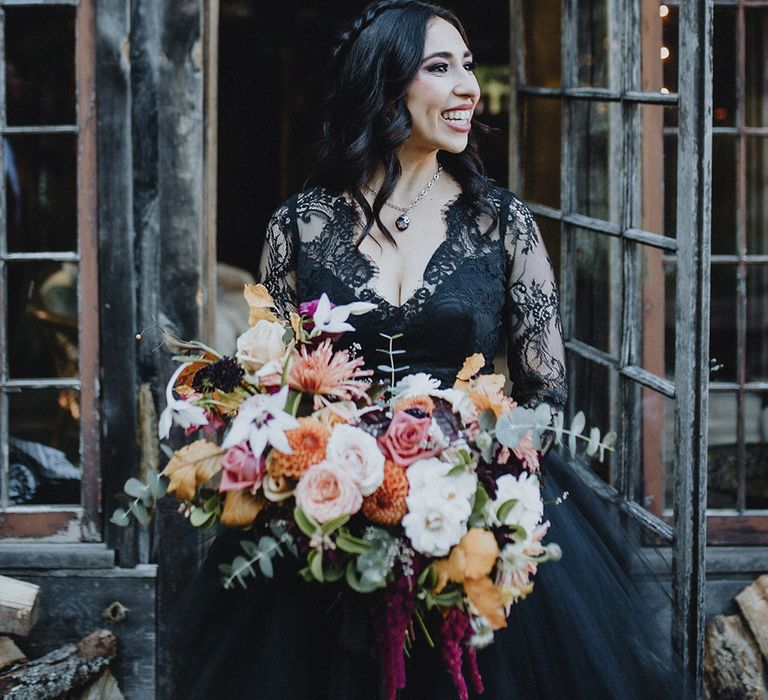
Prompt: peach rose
<box><xmin>378</xmin><ymin>411</ymin><xmax>439</xmax><ymax>467</ymax></box>
<box><xmin>219</xmin><ymin>444</ymin><xmax>265</xmax><ymax>493</ymax></box>
<box><xmin>295</xmin><ymin>461</ymin><xmax>362</xmax><ymax>523</ymax></box>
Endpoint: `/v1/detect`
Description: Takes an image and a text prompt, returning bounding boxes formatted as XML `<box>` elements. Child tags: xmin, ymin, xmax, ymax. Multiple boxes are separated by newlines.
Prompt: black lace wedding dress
<box><xmin>170</xmin><ymin>186</ymin><xmax>689</xmax><ymax>699</ymax></box>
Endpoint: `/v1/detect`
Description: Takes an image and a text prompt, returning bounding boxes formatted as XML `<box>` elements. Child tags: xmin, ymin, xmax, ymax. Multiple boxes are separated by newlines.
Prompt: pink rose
<box><xmin>378</xmin><ymin>411</ymin><xmax>439</xmax><ymax>467</ymax></box>
<box><xmin>219</xmin><ymin>444</ymin><xmax>265</xmax><ymax>493</ymax></box>
<box><xmin>295</xmin><ymin>461</ymin><xmax>362</xmax><ymax>523</ymax></box>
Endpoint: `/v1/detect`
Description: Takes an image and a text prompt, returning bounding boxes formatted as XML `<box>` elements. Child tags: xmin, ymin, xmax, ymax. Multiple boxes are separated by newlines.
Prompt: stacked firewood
<box><xmin>705</xmin><ymin>575</ymin><xmax>768</xmax><ymax>699</ymax></box>
<box><xmin>0</xmin><ymin>575</ymin><xmax>123</xmax><ymax>699</ymax></box>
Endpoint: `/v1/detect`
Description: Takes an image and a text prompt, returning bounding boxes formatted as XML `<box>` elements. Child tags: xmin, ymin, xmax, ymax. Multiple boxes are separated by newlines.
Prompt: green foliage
<box><xmin>219</xmin><ymin>525</ymin><xmax>296</xmax><ymax>589</ymax></box>
<box><xmin>110</xmin><ymin>472</ymin><xmax>167</xmax><ymax>528</ymax></box>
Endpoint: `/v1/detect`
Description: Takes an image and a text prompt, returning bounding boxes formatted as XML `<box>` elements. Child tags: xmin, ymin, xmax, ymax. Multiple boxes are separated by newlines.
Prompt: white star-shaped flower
<box><xmin>222</xmin><ymin>385</ymin><xmax>299</xmax><ymax>458</ymax></box>
<box><xmin>310</xmin><ymin>293</ymin><xmax>377</xmax><ymax>336</ymax></box>
<box><xmin>158</xmin><ymin>363</ymin><xmax>209</xmax><ymax>439</ymax></box>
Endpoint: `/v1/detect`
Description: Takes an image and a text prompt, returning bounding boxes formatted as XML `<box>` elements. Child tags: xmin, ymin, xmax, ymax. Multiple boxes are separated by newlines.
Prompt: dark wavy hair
<box><xmin>309</xmin><ymin>0</ymin><xmax>497</xmax><ymax>245</ymax></box>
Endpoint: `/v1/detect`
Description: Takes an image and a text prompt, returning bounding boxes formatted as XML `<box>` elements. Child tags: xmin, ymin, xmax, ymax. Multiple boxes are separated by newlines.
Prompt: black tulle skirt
<box><xmin>169</xmin><ymin>450</ymin><xmax>691</xmax><ymax>699</ymax></box>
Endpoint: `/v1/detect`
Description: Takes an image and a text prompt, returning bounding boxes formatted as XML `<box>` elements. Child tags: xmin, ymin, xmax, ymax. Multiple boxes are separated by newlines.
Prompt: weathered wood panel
<box><xmin>96</xmin><ymin>0</ymin><xmax>141</xmax><ymax>566</ymax></box>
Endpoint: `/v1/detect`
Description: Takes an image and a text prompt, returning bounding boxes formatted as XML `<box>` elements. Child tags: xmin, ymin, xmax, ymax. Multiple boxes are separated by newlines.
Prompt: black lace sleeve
<box><xmin>503</xmin><ymin>194</ymin><xmax>567</xmax><ymax>411</ymax></box>
<box><xmin>257</xmin><ymin>196</ymin><xmax>299</xmax><ymax>316</ymax></box>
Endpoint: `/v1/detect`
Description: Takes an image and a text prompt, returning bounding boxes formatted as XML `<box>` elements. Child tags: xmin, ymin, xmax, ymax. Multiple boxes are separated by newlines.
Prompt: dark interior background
<box><xmin>216</xmin><ymin>0</ymin><xmax>511</xmax><ymax>276</ymax></box>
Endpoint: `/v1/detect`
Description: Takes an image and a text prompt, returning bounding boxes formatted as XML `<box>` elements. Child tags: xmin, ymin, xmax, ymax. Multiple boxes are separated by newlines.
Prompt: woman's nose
<box><xmin>455</xmin><ymin>73</ymin><xmax>480</xmax><ymax>103</ymax></box>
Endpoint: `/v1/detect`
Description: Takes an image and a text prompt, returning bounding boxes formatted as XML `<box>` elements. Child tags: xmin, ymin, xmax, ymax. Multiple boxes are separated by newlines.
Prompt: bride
<box><xmin>172</xmin><ymin>2</ymin><xmax>688</xmax><ymax>697</ymax></box>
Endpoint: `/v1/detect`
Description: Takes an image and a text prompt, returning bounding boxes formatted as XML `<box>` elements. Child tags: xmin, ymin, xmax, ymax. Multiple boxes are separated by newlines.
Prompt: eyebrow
<box><xmin>422</xmin><ymin>50</ymin><xmax>473</xmax><ymax>62</ymax></box>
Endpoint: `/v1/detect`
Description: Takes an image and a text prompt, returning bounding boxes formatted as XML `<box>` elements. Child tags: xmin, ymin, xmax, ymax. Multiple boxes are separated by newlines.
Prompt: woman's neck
<box><xmin>369</xmin><ymin>149</ymin><xmax>441</xmax><ymax>204</ymax></box>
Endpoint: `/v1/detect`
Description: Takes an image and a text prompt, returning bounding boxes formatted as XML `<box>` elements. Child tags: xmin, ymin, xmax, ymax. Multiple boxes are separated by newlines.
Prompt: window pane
<box><xmin>572</xmin><ymin>100</ymin><xmax>619</xmax><ymax>223</ymax></box>
<box><xmin>640</xmin><ymin>104</ymin><xmax>677</xmax><ymax>238</ymax></box>
<box><xmin>711</xmin><ymin>135</ymin><xmax>737</xmax><ymax>255</ymax></box>
<box><xmin>523</xmin><ymin>0</ymin><xmax>561</xmax><ymax>87</ymax></box>
<box><xmin>746</xmin><ymin>265</ymin><xmax>768</xmax><ymax>383</ymax></box>
<box><xmin>7</xmin><ymin>261</ymin><xmax>79</xmax><ymax>380</ymax></box>
<box><xmin>663</xmin><ymin>131</ymin><xmax>677</xmax><ymax>237</ymax></box>
<box><xmin>575</xmin><ymin>0</ymin><xmax>609</xmax><ymax>87</ymax></box>
<box><xmin>707</xmin><ymin>392</ymin><xmax>738</xmax><ymax>510</ymax></box>
<box><xmin>522</xmin><ymin>97</ymin><xmax>561</xmax><ymax>209</ymax></box>
<box><xmin>745</xmin><ymin>8</ymin><xmax>768</xmax><ymax>128</ymax></box>
<box><xmin>639</xmin><ymin>387</ymin><xmax>675</xmax><ymax>514</ymax></box>
<box><xmin>640</xmin><ymin>3</ymin><xmax>665</xmax><ymax>94</ymax></box>
<box><xmin>572</xmin><ymin>227</ymin><xmax>621</xmax><ymax>357</ymax></box>
<box><xmin>567</xmin><ymin>353</ymin><xmax>618</xmax><ymax>485</ymax></box>
<box><xmin>8</xmin><ymin>388</ymin><xmax>81</xmax><ymax>506</ymax></box>
<box><xmin>712</xmin><ymin>7</ymin><xmax>736</xmax><ymax>127</ymax></box>
<box><xmin>5</xmin><ymin>7</ymin><xmax>76</xmax><ymax>126</ymax></box>
<box><xmin>710</xmin><ymin>265</ymin><xmax>738</xmax><ymax>384</ymax></box>
<box><xmin>661</xmin><ymin>4</ymin><xmax>678</xmax><ymax>95</ymax></box>
<box><xmin>746</xmin><ymin>137</ymin><xmax>768</xmax><ymax>255</ymax></box>
<box><xmin>6</xmin><ymin>134</ymin><xmax>78</xmax><ymax>253</ymax></box>
<box><xmin>641</xmin><ymin>247</ymin><xmax>675</xmax><ymax>381</ymax></box>
<box><xmin>744</xmin><ymin>392</ymin><xmax>768</xmax><ymax>509</ymax></box>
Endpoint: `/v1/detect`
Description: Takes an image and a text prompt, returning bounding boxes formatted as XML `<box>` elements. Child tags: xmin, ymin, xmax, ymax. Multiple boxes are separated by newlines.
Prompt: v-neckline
<box><xmin>343</xmin><ymin>192</ymin><xmax>463</xmax><ymax>311</ymax></box>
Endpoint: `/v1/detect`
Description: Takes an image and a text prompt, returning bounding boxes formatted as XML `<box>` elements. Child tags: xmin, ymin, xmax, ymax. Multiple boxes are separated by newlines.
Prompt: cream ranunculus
<box><xmin>402</xmin><ymin>490</ymin><xmax>467</xmax><ymax>556</ymax></box>
<box><xmin>484</xmin><ymin>472</ymin><xmax>543</xmax><ymax>542</ymax></box>
<box><xmin>235</xmin><ymin>320</ymin><xmax>286</xmax><ymax>373</ymax></box>
<box><xmin>326</xmin><ymin>424</ymin><xmax>385</xmax><ymax>496</ymax></box>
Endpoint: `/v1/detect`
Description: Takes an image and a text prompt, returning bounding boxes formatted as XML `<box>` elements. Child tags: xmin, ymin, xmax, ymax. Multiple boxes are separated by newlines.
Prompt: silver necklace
<box><xmin>364</xmin><ymin>165</ymin><xmax>443</xmax><ymax>231</ymax></box>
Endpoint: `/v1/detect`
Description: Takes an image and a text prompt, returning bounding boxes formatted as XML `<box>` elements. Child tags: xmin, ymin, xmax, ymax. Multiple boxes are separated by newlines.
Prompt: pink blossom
<box><xmin>295</xmin><ymin>461</ymin><xmax>362</xmax><ymax>523</ymax></box>
<box><xmin>219</xmin><ymin>444</ymin><xmax>265</xmax><ymax>493</ymax></box>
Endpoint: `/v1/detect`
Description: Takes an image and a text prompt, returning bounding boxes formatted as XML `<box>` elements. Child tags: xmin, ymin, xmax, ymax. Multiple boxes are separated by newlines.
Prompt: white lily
<box><xmin>158</xmin><ymin>363</ymin><xmax>210</xmax><ymax>439</ymax></box>
<box><xmin>222</xmin><ymin>385</ymin><xmax>299</xmax><ymax>458</ymax></box>
<box><xmin>310</xmin><ymin>293</ymin><xmax>376</xmax><ymax>336</ymax></box>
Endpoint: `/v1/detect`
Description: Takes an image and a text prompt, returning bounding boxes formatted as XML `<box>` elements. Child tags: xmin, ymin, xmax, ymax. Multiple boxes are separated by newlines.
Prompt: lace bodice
<box><xmin>257</xmin><ymin>185</ymin><xmax>566</xmax><ymax>410</ymax></box>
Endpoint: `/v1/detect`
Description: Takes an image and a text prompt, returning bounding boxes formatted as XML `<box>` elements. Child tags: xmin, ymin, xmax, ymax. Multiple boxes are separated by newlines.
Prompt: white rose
<box><xmin>326</xmin><ymin>424</ymin><xmax>384</xmax><ymax>496</ymax></box>
<box><xmin>235</xmin><ymin>320</ymin><xmax>286</xmax><ymax>373</ymax></box>
<box><xmin>402</xmin><ymin>490</ymin><xmax>467</xmax><ymax>556</ymax></box>
<box><xmin>484</xmin><ymin>472</ymin><xmax>543</xmax><ymax>541</ymax></box>
<box><xmin>434</xmin><ymin>388</ymin><xmax>478</xmax><ymax>424</ymax></box>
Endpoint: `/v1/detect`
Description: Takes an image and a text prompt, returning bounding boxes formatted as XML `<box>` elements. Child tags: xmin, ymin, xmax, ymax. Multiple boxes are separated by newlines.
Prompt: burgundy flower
<box><xmin>219</xmin><ymin>444</ymin><xmax>265</xmax><ymax>493</ymax></box>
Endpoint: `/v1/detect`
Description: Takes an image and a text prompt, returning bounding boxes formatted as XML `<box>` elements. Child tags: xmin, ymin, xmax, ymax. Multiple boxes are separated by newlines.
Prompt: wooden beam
<box><xmin>0</xmin><ymin>575</ymin><xmax>40</xmax><ymax>637</ymax></box>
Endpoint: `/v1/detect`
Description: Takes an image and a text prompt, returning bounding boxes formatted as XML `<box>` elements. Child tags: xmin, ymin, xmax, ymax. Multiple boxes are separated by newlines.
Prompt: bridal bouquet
<box><xmin>112</xmin><ymin>285</ymin><xmax>614</xmax><ymax>700</ymax></box>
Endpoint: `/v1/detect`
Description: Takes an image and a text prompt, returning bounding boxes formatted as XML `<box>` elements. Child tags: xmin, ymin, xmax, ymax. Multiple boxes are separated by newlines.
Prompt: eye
<box><xmin>426</xmin><ymin>63</ymin><xmax>449</xmax><ymax>73</ymax></box>
<box><xmin>464</xmin><ymin>61</ymin><xmax>476</xmax><ymax>72</ymax></box>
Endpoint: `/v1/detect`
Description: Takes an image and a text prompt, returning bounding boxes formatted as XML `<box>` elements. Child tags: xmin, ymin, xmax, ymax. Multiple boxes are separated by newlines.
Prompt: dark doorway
<box><xmin>216</xmin><ymin>0</ymin><xmax>510</xmax><ymax>276</ymax></box>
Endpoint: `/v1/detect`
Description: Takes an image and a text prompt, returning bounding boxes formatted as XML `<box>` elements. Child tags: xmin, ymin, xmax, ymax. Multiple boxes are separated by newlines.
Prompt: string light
<box><xmin>661</xmin><ymin>87</ymin><xmax>670</xmax><ymax>94</ymax></box>
<box><xmin>659</xmin><ymin>4</ymin><xmax>669</xmax><ymax>18</ymax></box>
<box><xmin>660</xmin><ymin>46</ymin><xmax>670</xmax><ymax>60</ymax></box>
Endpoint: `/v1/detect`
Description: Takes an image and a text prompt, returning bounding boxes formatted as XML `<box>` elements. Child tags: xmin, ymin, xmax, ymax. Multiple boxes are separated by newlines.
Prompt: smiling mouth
<box><xmin>440</xmin><ymin>109</ymin><xmax>472</xmax><ymax>125</ymax></box>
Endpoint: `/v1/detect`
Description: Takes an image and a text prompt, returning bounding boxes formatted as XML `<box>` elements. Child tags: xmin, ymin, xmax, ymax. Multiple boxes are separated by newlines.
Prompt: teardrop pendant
<box><xmin>395</xmin><ymin>214</ymin><xmax>410</xmax><ymax>231</ymax></box>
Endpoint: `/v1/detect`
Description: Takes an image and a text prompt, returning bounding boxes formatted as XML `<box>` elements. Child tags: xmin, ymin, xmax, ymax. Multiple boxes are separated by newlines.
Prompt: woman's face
<box><xmin>403</xmin><ymin>17</ymin><xmax>481</xmax><ymax>156</ymax></box>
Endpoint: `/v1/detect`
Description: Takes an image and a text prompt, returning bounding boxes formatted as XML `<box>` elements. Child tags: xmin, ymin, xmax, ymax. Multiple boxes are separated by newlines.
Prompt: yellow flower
<box><xmin>453</xmin><ymin>353</ymin><xmax>486</xmax><ymax>391</ymax></box>
<box><xmin>244</xmin><ymin>283</ymin><xmax>280</xmax><ymax>325</ymax></box>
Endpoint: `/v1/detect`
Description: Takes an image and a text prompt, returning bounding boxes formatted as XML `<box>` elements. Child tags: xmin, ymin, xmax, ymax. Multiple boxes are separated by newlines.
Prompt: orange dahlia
<box><xmin>394</xmin><ymin>394</ymin><xmax>435</xmax><ymax>416</ymax></box>
<box><xmin>362</xmin><ymin>460</ymin><xmax>409</xmax><ymax>525</ymax></box>
<box><xmin>269</xmin><ymin>417</ymin><xmax>329</xmax><ymax>479</ymax></box>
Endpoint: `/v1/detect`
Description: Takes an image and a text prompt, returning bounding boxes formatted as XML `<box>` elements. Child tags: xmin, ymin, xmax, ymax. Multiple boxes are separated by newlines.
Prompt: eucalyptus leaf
<box><xmin>603</xmin><ymin>431</ymin><xmax>617</xmax><ymax>448</ymax></box>
<box><xmin>239</xmin><ymin>539</ymin><xmax>260</xmax><ymax>558</ymax></box>
<box><xmin>110</xmin><ymin>508</ymin><xmax>131</xmax><ymax>527</ymax></box>
<box><xmin>124</xmin><ymin>477</ymin><xmax>148</xmax><ymax>499</ymax></box>
<box><xmin>258</xmin><ymin>555</ymin><xmax>274</xmax><ymax>578</ymax></box>
<box><xmin>552</xmin><ymin>412</ymin><xmax>565</xmax><ymax>445</ymax></box>
<box><xmin>496</xmin><ymin>407</ymin><xmax>535</xmax><ymax>448</ymax></box>
<box><xmin>570</xmin><ymin>411</ymin><xmax>586</xmax><ymax>437</ymax></box>
<box><xmin>478</xmin><ymin>409</ymin><xmax>497</xmax><ymax>433</ymax></box>
<box><xmin>585</xmin><ymin>427</ymin><xmax>600</xmax><ymax>456</ymax></box>
<box><xmin>160</xmin><ymin>443</ymin><xmax>175</xmax><ymax>459</ymax></box>
<box><xmin>130</xmin><ymin>501</ymin><xmax>149</xmax><ymax>527</ymax></box>
<box><xmin>568</xmin><ymin>432</ymin><xmax>577</xmax><ymax>457</ymax></box>
<box><xmin>258</xmin><ymin>536</ymin><xmax>277</xmax><ymax>553</ymax></box>
<box><xmin>147</xmin><ymin>472</ymin><xmax>167</xmax><ymax>500</ymax></box>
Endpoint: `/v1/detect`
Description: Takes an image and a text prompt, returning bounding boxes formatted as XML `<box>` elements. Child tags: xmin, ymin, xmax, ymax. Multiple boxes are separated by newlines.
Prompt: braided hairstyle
<box><xmin>309</xmin><ymin>0</ymin><xmax>497</xmax><ymax>246</ymax></box>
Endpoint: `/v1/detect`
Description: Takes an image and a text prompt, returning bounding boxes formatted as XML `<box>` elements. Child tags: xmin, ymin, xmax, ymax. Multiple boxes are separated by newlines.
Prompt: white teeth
<box><xmin>441</xmin><ymin>110</ymin><xmax>471</xmax><ymax>121</ymax></box>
